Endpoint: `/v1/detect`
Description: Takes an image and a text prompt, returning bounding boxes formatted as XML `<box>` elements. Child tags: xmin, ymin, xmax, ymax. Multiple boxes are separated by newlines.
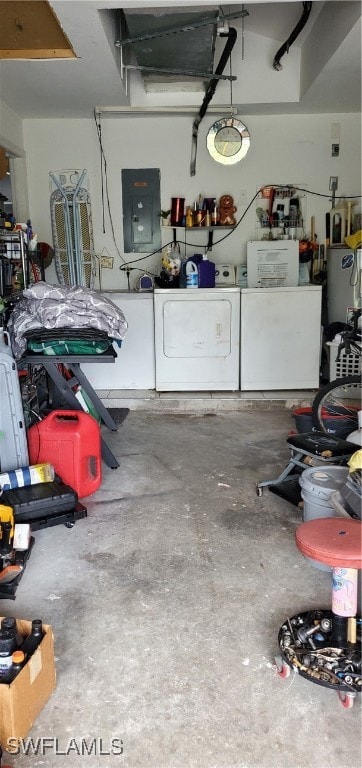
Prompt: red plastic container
<box><xmin>293</xmin><ymin>406</ymin><xmax>354</xmax><ymax>437</ymax></box>
<box><xmin>27</xmin><ymin>410</ymin><xmax>101</xmax><ymax>498</ymax></box>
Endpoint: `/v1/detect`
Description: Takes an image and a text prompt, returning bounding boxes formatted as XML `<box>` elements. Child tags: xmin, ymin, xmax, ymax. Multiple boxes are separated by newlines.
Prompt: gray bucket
<box><xmin>299</xmin><ymin>466</ymin><xmax>350</xmax><ymax>572</ymax></box>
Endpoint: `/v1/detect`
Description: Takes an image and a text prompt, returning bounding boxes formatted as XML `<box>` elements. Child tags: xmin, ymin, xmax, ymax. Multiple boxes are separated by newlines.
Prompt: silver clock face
<box><xmin>215</xmin><ymin>126</ymin><xmax>242</xmax><ymax>157</ymax></box>
<box><xmin>207</xmin><ymin>118</ymin><xmax>250</xmax><ymax>165</ymax></box>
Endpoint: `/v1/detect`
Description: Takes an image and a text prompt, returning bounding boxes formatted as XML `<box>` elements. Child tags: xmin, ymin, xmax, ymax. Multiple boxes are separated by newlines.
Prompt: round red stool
<box><xmin>275</xmin><ymin>518</ymin><xmax>362</xmax><ymax>709</ymax></box>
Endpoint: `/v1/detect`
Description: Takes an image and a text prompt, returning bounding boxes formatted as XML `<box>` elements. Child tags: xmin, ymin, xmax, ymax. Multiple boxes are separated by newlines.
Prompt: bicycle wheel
<box><xmin>312</xmin><ymin>375</ymin><xmax>361</xmax><ymax>438</ymax></box>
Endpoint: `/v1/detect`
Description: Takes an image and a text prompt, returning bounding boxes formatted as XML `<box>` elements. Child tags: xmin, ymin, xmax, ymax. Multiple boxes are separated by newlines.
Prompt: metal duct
<box><xmin>119</xmin><ymin>8</ymin><xmax>218</xmax><ymax>89</ymax></box>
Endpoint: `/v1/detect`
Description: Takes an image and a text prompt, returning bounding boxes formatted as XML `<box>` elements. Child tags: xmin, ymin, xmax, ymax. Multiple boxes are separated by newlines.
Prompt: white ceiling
<box><xmin>0</xmin><ymin>0</ymin><xmax>361</xmax><ymax>119</ymax></box>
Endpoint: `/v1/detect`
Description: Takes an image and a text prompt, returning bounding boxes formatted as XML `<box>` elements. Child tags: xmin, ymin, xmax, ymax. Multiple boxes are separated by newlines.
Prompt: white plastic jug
<box><xmin>186</xmin><ymin>260</ymin><xmax>198</xmax><ymax>288</ymax></box>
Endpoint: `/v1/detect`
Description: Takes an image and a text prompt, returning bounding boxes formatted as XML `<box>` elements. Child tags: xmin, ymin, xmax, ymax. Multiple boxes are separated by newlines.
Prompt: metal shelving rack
<box><xmin>255</xmin><ymin>185</ymin><xmax>307</xmax><ymax>240</ymax></box>
<box><xmin>0</xmin><ymin>229</ymin><xmax>28</xmax><ymax>300</ymax></box>
<box><xmin>0</xmin><ymin>229</ymin><xmax>47</xmax><ymax>303</ymax></box>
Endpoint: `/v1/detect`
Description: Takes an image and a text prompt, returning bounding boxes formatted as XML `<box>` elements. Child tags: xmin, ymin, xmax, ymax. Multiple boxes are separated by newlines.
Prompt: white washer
<box><xmin>240</xmin><ymin>286</ymin><xmax>322</xmax><ymax>390</ymax></box>
<box><xmin>154</xmin><ymin>288</ymin><xmax>240</xmax><ymax>391</ymax></box>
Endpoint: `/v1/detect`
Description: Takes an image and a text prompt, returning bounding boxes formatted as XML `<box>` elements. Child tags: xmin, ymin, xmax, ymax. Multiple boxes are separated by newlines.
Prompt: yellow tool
<box><xmin>0</xmin><ymin>503</ymin><xmax>15</xmax><ymax>558</ymax></box>
<box><xmin>345</xmin><ymin>229</ymin><xmax>362</xmax><ymax>251</ymax></box>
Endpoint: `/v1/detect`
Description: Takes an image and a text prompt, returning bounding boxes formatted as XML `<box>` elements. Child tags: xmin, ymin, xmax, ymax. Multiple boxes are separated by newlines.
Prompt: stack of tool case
<box><xmin>0</xmin><ymin>328</ymin><xmax>87</xmax><ymax>532</ymax></box>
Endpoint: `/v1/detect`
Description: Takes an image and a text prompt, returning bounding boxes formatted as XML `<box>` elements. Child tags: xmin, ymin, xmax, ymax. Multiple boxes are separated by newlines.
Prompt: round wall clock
<box><xmin>206</xmin><ymin>117</ymin><xmax>250</xmax><ymax>165</ymax></box>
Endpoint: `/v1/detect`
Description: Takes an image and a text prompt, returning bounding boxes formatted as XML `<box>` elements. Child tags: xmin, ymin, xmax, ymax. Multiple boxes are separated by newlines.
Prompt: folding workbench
<box><xmin>20</xmin><ymin>349</ymin><xmax>120</xmax><ymax>469</ymax></box>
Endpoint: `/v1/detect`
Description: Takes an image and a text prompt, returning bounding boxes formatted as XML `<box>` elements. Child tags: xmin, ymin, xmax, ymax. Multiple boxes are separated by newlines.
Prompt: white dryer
<box><xmin>154</xmin><ymin>288</ymin><xmax>240</xmax><ymax>391</ymax></box>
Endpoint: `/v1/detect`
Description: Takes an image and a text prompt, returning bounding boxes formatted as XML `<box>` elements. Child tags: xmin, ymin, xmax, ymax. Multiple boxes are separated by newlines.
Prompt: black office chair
<box><xmin>256</xmin><ymin>431</ymin><xmax>356</xmax><ymax>497</ymax></box>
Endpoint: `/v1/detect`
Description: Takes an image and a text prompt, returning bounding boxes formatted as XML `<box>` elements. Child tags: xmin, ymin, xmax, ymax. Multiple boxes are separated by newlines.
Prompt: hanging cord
<box><xmin>229</xmin><ymin>54</ymin><xmax>233</xmax><ymax>116</ymax></box>
<box><xmin>190</xmin><ymin>27</ymin><xmax>237</xmax><ymax>176</ymax></box>
<box><xmin>241</xmin><ymin>4</ymin><xmax>246</xmax><ymax>61</ymax></box>
<box><xmin>273</xmin><ymin>2</ymin><xmax>313</xmax><ymax>71</ymax></box>
<box><xmin>96</xmin><ymin>116</ymin><xmax>106</xmax><ymax>233</ymax></box>
<box><xmin>93</xmin><ymin>111</ymin><xmax>126</xmax><ymax>264</ymax></box>
<box><xmin>119</xmin><ymin>238</ymin><xmax>176</xmax><ymax>271</ymax></box>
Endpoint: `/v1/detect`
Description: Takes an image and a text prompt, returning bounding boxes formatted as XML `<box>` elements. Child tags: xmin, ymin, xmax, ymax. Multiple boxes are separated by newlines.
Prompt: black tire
<box><xmin>312</xmin><ymin>375</ymin><xmax>361</xmax><ymax>438</ymax></box>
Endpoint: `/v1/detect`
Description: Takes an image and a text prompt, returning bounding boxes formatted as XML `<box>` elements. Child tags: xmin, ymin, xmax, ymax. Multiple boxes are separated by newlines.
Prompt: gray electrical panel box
<box><xmin>122</xmin><ymin>168</ymin><xmax>161</xmax><ymax>253</ymax></box>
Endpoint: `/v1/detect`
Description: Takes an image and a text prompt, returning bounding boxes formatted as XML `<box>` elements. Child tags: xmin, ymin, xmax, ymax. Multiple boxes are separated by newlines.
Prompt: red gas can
<box><xmin>27</xmin><ymin>410</ymin><xmax>102</xmax><ymax>498</ymax></box>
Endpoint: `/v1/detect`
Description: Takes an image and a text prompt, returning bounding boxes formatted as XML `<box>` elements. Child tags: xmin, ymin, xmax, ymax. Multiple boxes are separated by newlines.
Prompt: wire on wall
<box><xmin>93</xmin><ymin>110</ymin><xmax>126</xmax><ymax>265</ymax></box>
<box><xmin>119</xmin><ymin>184</ymin><xmax>362</xmax><ymax>268</ymax></box>
<box><xmin>174</xmin><ymin>185</ymin><xmax>362</xmax><ymax>252</ymax></box>
<box><xmin>90</xmin><ymin>118</ymin><xmax>362</xmax><ymax>274</ymax></box>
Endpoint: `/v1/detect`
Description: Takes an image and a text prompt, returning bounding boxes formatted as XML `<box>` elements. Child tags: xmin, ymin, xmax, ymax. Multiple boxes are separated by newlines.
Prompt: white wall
<box><xmin>0</xmin><ymin>100</ymin><xmax>24</xmax><ymax>155</ymax></box>
<box><xmin>0</xmin><ymin>99</ymin><xmax>30</xmax><ymax>221</ymax></box>
<box><xmin>23</xmin><ymin>112</ymin><xmax>362</xmax><ymax>290</ymax></box>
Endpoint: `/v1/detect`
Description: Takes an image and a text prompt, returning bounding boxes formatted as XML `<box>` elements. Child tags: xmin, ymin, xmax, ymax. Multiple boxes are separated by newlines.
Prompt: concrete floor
<box><xmin>5</xmin><ymin>407</ymin><xmax>361</xmax><ymax>768</ymax></box>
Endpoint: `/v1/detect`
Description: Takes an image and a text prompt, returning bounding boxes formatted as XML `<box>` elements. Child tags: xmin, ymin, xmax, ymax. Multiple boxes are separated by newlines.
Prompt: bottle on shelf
<box><xmin>185</xmin><ymin>206</ymin><xmax>193</xmax><ymax>228</ymax></box>
<box><xmin>288</xmin><ymin>197</ymin><xmax>300</xmax><ymax>226</ymax></box>
<box><xmin>211</xmin><ymin>201</ymin><xmax>218</xmax><ymax>226</ymax></box>
<box><xmin>193</xmin><ymin>201</ymin><xmax>198</xmax><ymax>226</ymax></box>
<box><xmin>276</xmin><ymin>204</ymin><xmax>285</xmax><ymax>224</ymax></box>
<box><xmin>20</xmin><ymin>618</ymin><xmax>45</xmax><ymax>658</ymax></box>
<box><xmin>199</xmin><ymin>205</ymin><xmax>207</xmax><ymax>227</ymax></box>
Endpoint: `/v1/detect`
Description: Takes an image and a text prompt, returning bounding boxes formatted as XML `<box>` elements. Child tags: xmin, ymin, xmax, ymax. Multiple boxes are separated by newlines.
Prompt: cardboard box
<box><xmin>0</xmin><ymin>618</ymin><xmax>56</xmax><ymax>747</ymax></box>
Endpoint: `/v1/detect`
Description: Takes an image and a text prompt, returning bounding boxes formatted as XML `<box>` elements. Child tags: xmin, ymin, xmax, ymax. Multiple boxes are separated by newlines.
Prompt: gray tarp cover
<box><xmin>7</xmin><ymin>282</ymin><xmax>128</xmax><ymax>358</ymax></box>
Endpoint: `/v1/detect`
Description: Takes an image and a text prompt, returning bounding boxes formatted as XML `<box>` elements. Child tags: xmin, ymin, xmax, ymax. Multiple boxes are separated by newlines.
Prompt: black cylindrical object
<box><xmin>0</xmin><ymin>522</ymin><xmax>12</xmax><ymax>556</ymax></box>
<box><xmin>1</xmin><ymin>617</ymin><xmax>23</xmax><ymax>648</ymax></box>
<box><xmin>20</xmin><ymin>619</ymin><xmax>45</xmax><ymax>658</ymax></box>
<box><xmin>0</xmin><ymin>618</ymin><xmax>20</xmax><ymax>678</ymax></box>
<box><xmin>331</xmin><ymin>614</ymin><xmax>348</xmax><ymax>647</ymax></box>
